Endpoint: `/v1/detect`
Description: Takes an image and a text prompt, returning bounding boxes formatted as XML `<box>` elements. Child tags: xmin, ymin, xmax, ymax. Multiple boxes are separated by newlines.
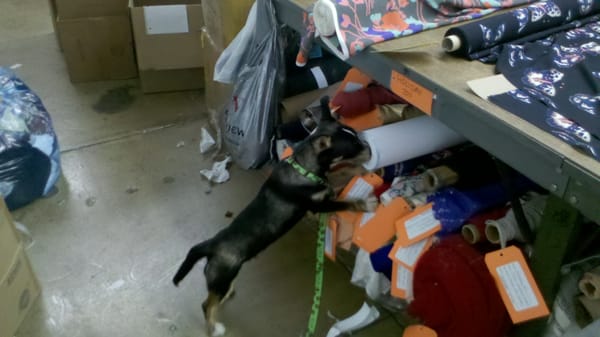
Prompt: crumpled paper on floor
<box><xmin>200</xmin><ymin>156</ymin><xmax>232</xmax><ymax>183</ymax></box>
<box><xmin>326</xmin><ymin>302</ymin><xmax>380</xmax><ymax>337</ymax></box>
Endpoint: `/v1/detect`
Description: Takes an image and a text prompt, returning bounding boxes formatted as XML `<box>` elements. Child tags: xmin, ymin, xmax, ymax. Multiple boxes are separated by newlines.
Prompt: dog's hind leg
<box><xmin>202</xmin><ymin>257</ymin><xmax>241</xmax><ymax>336</ymax></box>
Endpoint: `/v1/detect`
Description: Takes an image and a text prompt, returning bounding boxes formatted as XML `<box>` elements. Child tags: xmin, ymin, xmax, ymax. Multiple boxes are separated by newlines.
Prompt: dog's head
<box><xmin>306</xmin><ymin>96</ymin><xmax>371</xmax><ymax>172</ymax></box>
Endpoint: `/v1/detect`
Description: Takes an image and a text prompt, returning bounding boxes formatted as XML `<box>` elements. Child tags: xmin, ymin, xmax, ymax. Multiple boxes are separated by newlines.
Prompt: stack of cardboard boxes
<box><xmin>49</xmin><ymin>0</ymin><xmax>138</xmax><ymax>82</ymax></box>
<box><xmin>0</xmin><ymin>199</ymin><xmax>40</xmax><ymax>337</ymax></box>
<box><xmin>50</xmin><ymin>0</ymin><xmax>253</xmax><ymax>100</ymax></box>
<box><xmin>131</xmin><ymin>0</ymin><xmax>205</xmax><ymax>93</ymax></box>
<box><xmin>49</xmin><ymin>0</ymin><xmax>206</xmax><ymax>93</ymax></box>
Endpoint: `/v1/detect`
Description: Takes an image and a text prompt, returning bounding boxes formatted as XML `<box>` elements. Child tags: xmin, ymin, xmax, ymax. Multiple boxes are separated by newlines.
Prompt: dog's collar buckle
<box><xmin>285</xmin><ymin>157</ymin><xmax>326</xmax><ymax>185</ymax></box>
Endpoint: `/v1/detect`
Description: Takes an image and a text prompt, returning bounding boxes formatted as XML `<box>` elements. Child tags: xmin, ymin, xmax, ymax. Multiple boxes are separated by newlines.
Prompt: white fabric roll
<box><xmin>360</xmin><ymin>116</ymin><xmax>466</xmax><ymax>170</ymax></box>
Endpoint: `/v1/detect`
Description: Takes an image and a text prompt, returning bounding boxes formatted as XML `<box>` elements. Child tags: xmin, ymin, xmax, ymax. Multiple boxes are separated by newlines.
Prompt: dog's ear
<box><xmin>320</xmin><ymin>96</ymin><xmax>335</xmax><ymax>122</ymax></box>
<box><xmin>312</xmin><ymin>135</ymin><xmax>332</xmax><ymax>152</ymax></box>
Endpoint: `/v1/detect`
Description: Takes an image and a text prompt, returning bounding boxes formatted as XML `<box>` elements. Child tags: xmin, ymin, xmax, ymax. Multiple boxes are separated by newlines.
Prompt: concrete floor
<box><xmin>3</xmin><ymin>1</ymin><xmax>404</xmax><ymax>336</ymax></box>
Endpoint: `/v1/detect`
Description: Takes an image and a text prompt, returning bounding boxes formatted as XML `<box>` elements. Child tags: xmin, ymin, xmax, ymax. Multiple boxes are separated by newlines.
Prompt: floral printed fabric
<box><xmin>445</xmin><ymin>0</ymin><xmax>600</xmax><ymax>61</ymax></box>
<box><xmin>317</xmin><ymin>0</ymin><xmax>533</xmax><ymax>58</ymax></box>
<box><xmin>488</xmin><ymin>17</ymin><xmax>600</xmax><ymax>161</ymax></box>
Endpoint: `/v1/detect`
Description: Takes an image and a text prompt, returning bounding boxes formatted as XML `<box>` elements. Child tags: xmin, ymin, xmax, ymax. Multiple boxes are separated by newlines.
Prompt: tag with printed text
<box><xmin>353</xmin><ymin>197</ymin><xmax>411</xmax><ymax>253</ymax></box>
<box><xmin>391</xmin><ymin>262</ymin><xmax>413</xmax><ymax>300</ymax></box>
<box><xmin>485</xmin><ymin>246</ymin><xmax>549</xmax><ymax>323</ymax></box>
<box><xmin>395</xmin><ymin>203</ymin><xmax>441</xmax><ymax>246</ymax></box>
<box><xmin>336</xmin><ymin>174</ymin><xmax>384</xmax><ymax>232</ymax></box>
<box><xmin>324</xmin><ymin>217</ymin><xmax>337</xmax><ymax>262</ymax></box>
<box><xmin>389</xmin><ymin>237</ymin><xmax>433</xmax><ymax>270</ymax></box>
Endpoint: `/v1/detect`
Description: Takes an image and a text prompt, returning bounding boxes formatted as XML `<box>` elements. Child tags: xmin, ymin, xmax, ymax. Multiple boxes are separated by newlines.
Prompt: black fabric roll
<box><xmin>445</xmin><ymin>0</ymin><xmax>600</xmax><ymax>60</ymax></box>
<box><xmin>283</xmin><ymin>56</ymin><xmax>351</xmax><ymax>98</ymax></box>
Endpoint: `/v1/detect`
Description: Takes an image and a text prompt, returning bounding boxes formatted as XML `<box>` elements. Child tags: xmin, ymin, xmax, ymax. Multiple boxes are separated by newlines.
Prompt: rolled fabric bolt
<box><xmin>441</xmin><ymin>34</ymin><xmax>461</xmax><ymax>52</ymax></box>
<box><xmin>579</xmin><ymin>268</ymin><xmax>600</xmax><ymax>300</ymax></box>
<box><xmin>461</xmin><ymin>207</ymin><xmax>510</xmax><ymax>244</ymax></box>
<box><xmin>424</xmin><ymin>166</ymin><xmax>458</xmax><ymax>190</ymax></box>
<box><xmin>462</xmin><ymin>224</ymin><xmax>482</xmax><ymax>244</ymax></box>
<box><xmin>485</xmin><ymin>194</ymin><xmax>547</xmax><ymax>246</ymax></box>
<box><xmin>407</xmin><ymin>193</ymin><xmax>429</xmax><ymax>208</ymax></box>
<box><xmin>360</xmin><ymin>117</ymin><xmax>466</xmax><ymax>171</ymax></box>
<box><xmin>380</xmin><ymin>166</ymin><xmax>458</xmax><ymax>206</ymax></box>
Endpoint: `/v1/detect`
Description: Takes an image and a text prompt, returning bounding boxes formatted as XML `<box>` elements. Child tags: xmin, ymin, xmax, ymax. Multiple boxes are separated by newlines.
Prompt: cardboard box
<box><xmin>201</xmin><ymin>0</ymin><xmax>253</xmax><ymax>48</ymax></box>
<box><xmin>202</xmin><ymin>30</ymin><xmax>232</xmax><ymax>113</ymax></box>
<box><xmin>0</xmin><ymin>247</ymin><xmax>41</xmax><ymax>337</ymax></box>
<box><xmin>0</xmin><ymin>199</ymin><xmax>40</xmax><ymax>337</ymax></box>
<box><xmin>201</xmin><ymin>0</ymin><xmax>252</xmax><ymax>110</ymax></box>
<box><xmin>47</xmin><ymin>0</ymin><xmax>59</xmax><ymax>45</ymax></box>
<box><xmin>131</xmin><ymin>3</ymin><xmax>205</xmax><ymax>93</ymax></box>
<box><xmin>55</xmin><ymin>0</ymin><xmax>129</xmax><ymax>19</ymax></box>
<box><xmin>139</xmin><ymin>68</ymin><xmax>205</xmax><ymax>93</ymax></box>
<box><xmin>134</xmin><ymin>0</ymin><xmax>201</xmax><ymax>5</ymax></box>
<box><xmin>0</xmin><ymin>199</ymin><xmax>19</xmax><ymax>277</ymax></box>
<box><xmin>56</xmin><ymin>15</ymin><xmax>138</xmax><ymax>82</ymax></box>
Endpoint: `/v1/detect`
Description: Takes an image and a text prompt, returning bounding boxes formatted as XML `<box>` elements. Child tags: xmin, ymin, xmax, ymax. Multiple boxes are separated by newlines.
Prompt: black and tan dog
<box><xmin>173</xmin><ymin>96</ymin><xmax>373</xmax><ymax>336</ymax></box>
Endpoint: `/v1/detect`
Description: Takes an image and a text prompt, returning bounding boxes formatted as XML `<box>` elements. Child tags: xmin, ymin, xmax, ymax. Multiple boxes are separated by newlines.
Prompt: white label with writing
<box><xmin>396</xmin><ymin>265</ymin><xmax>413</xmax><ymax>299</ymax></box>
<box><xmin>359</xmin><ymin>212</ymin><xmax>376</xmax><ymax>228</ymax></box>
<box><xmin>395</xmin><ymin>238</ymin><xmax>429</xmax><ymax>268</ymax></box>
<box><xmin>496</xmin><ymin>261</ymin><xmax>539</xmax><ymax>311</ymax></box>
<box><xmin>344</xmin><ymin>178</ymin><xmax>373</xmax><ymax>200</ymax></box>
<box><xmin>405</xmin><ymin>208</ymin><xmax>439</xmax><ymax>240</ymax></box>
<box><xmin>325</xmin><ymin>226</ymin><xmax>333</xmax><ymax>256</ymax></box>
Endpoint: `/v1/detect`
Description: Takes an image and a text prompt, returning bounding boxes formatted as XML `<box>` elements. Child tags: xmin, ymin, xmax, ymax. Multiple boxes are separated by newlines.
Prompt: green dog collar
<box><xmin>285</xmin><ymin>157</ymin><xmax>326</xmax><ymax>185</ymax></box>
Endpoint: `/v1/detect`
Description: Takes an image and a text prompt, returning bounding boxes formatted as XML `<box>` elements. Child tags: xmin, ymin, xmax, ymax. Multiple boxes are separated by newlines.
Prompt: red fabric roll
<box><xmin>409</xmin><ymin>235</ymin><xmax>511</xmax><ymax>337</ymax></box>
<box><xmin>332</xmin><ymin>85</ymin><xmax>406</xmax><ymax>117</ymax></box>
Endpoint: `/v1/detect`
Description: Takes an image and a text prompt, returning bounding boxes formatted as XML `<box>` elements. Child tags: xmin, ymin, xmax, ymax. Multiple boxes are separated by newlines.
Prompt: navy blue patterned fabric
<box><xmin>490</xmin><ymin>90</ymin><xmax>600</xmax><ymax>160</ymax></box>
<box><xmin>489</xmin><ymin>17</ymin><xmax>600</xmax><ymax>160</ymax></box>
<box><xmin>445</xmin><ymin>0</ymin><xmax>600</xmax><ymax>61</ymax></box>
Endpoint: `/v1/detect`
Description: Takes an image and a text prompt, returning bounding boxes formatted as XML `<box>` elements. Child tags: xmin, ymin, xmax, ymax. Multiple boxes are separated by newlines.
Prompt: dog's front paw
<box><xmin>351</xmin><ymin>196</ymin><xmax>379</xmax><ymax>212</ymax></box>
<box><xmin>363</xmin><ymin>196</ymin><xmax>379</xmax><ymax>212</ymax></box>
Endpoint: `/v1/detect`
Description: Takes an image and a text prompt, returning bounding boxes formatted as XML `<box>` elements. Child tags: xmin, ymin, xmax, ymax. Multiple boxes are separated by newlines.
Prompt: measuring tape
<box><xmin>305</xmin><ymin>213</ymin><xmax>327</xmax><ymax>337</ymax></box>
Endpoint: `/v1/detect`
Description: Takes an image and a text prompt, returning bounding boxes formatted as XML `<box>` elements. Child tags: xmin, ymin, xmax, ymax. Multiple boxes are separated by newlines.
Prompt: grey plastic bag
<box><xmin>221</xmin><ymin>0</ymin><xmax>284</xmax><ymax>169</ymax></box>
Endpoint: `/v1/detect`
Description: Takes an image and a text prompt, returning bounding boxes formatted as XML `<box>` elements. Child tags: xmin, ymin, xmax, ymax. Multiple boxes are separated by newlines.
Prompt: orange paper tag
<box><xmin>340</xmin><ymin>107</ymin><xmax>383</xmax><ymax>131</ymax></box>
<box><xmin>335</xmin><ymin>68</ymin><xmax>372</xmax><ymax>95</ymax></box>
<box><xmin>403</xmin><ymin>325</ymin><xmax>437</xmax><ymax>337</ymax></box>
<box><xmin>395</xmin><ymin>203</ymin><xmax>441</xmax><ymax>246</ymax></box>
<box><xmin>336</xmin><ymin>173</ymin><xmax>384</xmax><ymax>229</ymax></box>
<box><xmin>485</xmin><ymin>246</ymin><xmax>550</xmax><ymax>323</ymax></box>
<box><xmin>390</xmin><ymin>70</ymin><xmax>434</xmax><ymax>115</ymax></box>
<box><xmin>353</xmin><ymin>198</ymin><xmax>411</xmax><ymax>253</ymax></box>
<box><xmin>391</xmin><ymin>262</ymin><xmax>413</xmax><ymax>300</ymax></box>
<box><xmin>389</xmin><ymin>237</ymin><xmax>433</xmax><ymax>270</ymax></box>
<box><xmin>325</xmin><ymin>217</ymin><xmax>337</xmax><ymax>261</ymax></box>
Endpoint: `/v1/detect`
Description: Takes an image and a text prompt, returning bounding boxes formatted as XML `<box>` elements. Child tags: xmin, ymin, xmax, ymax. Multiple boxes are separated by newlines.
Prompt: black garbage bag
<box><xmin>0</xmin><ymin>67</ymin><xmax>61</xmax><ymax>210</ymax></box>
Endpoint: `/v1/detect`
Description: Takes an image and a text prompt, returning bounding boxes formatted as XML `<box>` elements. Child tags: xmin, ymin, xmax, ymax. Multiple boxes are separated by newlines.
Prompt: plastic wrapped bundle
<box><xmin>0</xmin><ymin>67</ymin><xmax>61</xmax><ymax>209</ymax></box>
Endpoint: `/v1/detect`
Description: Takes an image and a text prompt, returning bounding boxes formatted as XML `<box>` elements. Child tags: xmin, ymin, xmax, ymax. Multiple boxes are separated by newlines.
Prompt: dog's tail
<box><xmin>173</xmin><ymin>240</ymin><xmax>212</xmax><ymax>286</ymax></box>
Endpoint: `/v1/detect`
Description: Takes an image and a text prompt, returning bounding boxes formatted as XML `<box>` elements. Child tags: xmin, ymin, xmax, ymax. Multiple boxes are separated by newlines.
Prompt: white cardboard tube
<box><xmin>442</xmin><ymin>35</ymin><xmax>461</xmax><ymax>52</ymax></box>
<box><xmin>360</xmin><ymin>117</ymin><xmax>466</xmax><ymax>170</ymax></box>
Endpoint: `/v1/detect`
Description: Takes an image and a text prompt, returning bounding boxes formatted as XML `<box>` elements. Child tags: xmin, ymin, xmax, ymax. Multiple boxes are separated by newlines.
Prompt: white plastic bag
<box><xmin>221</xmin><ymin>0</ymin><xmax>284</xmax><ymax>169</ymax></box>
<box><xmin>213</xmin><ymin>2</ymin><xmax>257</xmax><ymax>84</ymax></box>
